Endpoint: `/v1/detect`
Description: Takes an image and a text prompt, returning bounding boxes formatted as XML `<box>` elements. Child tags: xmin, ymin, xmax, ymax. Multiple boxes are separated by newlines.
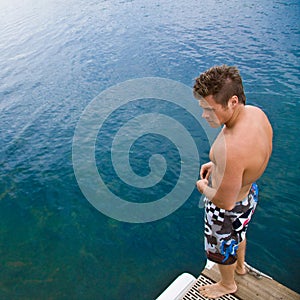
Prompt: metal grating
<box><xmin>181</xmin><ymin>274</ymin><xmax>240</xmax><ymax>300</ymax></box>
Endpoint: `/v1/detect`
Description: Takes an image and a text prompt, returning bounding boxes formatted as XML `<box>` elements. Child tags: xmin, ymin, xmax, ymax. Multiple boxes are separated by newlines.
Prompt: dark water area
<box><xmin>0</xmin><ymin>0</ymin><xmax>299</xmax><ymax>299</ymax></box>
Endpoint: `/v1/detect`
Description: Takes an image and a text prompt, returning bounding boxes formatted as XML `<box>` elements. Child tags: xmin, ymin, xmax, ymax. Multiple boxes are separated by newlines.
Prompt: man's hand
<box><xmin>200</xmin><ymin>161</ymin><xmax>214</xmax><ymax>180</ymax></box>
<box><xmin>196</xmin><ymin>179</ymin><xmax>209</xmax><ymax>194</ymax></box>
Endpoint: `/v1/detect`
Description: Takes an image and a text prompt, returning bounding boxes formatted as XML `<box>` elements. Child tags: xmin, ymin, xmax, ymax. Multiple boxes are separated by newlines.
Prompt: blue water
<box><xmin>1</xmin><ymin>0</ymin><xmax>300</xmax><ymax>299</ymax></box>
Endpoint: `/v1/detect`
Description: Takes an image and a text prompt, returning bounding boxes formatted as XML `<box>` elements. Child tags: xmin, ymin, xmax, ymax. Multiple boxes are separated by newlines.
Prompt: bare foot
<box><xmin>198</xmin><ymin>282</ymin><xmax>237</xmax><ymax>299</ymax></box>
<box><xmin>235</xmin><ymin>265</ymin><xmax>247</xmax><ymax>275</ymax></box>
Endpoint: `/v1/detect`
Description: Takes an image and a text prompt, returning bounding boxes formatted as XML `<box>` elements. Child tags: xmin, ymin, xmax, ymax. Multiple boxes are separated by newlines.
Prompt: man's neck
<box><xmin>225</xmin><ymin>104</ymin><xmax>245</xmax><ymax>129</ymax></box>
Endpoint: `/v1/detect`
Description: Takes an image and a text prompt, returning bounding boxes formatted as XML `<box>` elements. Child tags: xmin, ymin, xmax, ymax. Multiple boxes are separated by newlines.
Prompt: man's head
<box><xmin>193</xmin><ymin>65</ymin><xmax>246</xmax><ymax>127</ymax></box>
<box><xmin>193</xmin><ymin>65</ymin><xmax>246</xmax><ymax>107</ymax></box>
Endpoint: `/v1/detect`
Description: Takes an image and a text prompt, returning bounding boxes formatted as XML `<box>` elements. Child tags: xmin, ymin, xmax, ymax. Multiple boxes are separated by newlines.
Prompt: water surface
<box><xmin>0</xmin><ymin>0</ymin><xmax>299</xmax><ymax>299</ymax></box>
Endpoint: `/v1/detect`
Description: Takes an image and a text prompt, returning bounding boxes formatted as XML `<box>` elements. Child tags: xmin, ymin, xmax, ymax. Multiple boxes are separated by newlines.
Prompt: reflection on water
<box><xmin>0</xmin><ymin>0</ymin><xmax>299</xmax><ymax>298</ymax></box>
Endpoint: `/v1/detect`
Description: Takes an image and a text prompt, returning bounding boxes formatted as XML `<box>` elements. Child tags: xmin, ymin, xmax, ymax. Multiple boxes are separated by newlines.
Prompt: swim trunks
<box><xmin>204</xmin><ymin>183</ymin><xmax>259</xmax><ymax>265</ymax></box>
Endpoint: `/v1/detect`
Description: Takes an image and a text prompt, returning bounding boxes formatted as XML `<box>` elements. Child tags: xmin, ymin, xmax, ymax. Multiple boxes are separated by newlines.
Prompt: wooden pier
<box><xmin>199</xmin><ymin>263</ymin><xmax>300</xmax><ymax>300</ymax></box>
<box><xmin>157</xmin><ymin>261</ymin><xmax>300</xmax><ymax>300</ymax></box>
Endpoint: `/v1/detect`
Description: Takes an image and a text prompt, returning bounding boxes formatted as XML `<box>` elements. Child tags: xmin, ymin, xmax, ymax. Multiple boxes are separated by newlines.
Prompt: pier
<box><xmin>157</xmin><ymin>261</ymin><xmax>300</xmax><ymax>300</ymax></box>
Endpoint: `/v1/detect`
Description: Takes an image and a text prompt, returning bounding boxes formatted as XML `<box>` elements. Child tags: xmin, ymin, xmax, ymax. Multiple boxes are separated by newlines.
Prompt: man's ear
<box><xmin>229</xmin><ymin>95</ymin><xmax>239</xmax><ymax>107</ymax></box>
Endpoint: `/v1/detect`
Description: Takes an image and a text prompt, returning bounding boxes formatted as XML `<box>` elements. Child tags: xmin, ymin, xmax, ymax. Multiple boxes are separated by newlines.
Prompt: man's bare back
<box><xmin>210</xmin><ymin>105</ymin><xmax>273</xmax><ymax>204</ymax></box>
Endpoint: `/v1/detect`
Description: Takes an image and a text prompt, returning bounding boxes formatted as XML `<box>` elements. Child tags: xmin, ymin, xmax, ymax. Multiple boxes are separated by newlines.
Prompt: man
<box><xmin>194</xmin><ymin>65</ymin><xmax>273</xmax><ymax>299</ymax></box>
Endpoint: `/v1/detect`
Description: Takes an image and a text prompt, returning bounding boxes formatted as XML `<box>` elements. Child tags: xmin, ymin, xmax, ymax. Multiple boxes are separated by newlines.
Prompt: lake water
<box><xmin>0</xmin><ymin>0</ymin><xmax>299</xmax><ymax>299</ymax></box>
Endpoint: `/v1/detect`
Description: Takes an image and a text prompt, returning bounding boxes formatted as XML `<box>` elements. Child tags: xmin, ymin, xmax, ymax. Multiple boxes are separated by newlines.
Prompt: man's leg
<box><xmin>199</xmin><ymin>263</ymin><xmax>237</xmax><ymax>299</ymax></box>
<box><xmin>235</xmin><ymin>239</ymin><xmax>247</xmax><ymax>275</ymax></box>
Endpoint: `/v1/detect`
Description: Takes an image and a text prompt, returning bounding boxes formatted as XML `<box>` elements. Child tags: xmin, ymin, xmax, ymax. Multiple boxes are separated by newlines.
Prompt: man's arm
<box><xmin>197</xmin><ymin>141</ymin><xmax>244</xmax><ymax>210</ymax></box>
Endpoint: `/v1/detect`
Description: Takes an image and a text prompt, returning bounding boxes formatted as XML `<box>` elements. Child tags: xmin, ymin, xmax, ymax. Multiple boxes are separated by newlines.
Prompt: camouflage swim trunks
<box><xmin>204</xmin><ymin>183</ymin><xmax>259</xmax><ymax>265</ymax></box>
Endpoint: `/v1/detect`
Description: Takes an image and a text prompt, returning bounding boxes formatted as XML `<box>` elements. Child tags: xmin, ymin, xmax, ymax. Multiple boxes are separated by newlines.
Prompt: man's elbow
<box><xmin>212</xmin><ymin>195</ymin><xmax>236</xmax><ymax>211</ymax></box>
<box><xmin>217</xmin><ymin>202</ymin><xmax>235</xmax><ymax>211</ymax></box>
<box><xmin>223</xmin><ymin>203</ymin><xmax>235</xmax><ymax>211</ymax></box>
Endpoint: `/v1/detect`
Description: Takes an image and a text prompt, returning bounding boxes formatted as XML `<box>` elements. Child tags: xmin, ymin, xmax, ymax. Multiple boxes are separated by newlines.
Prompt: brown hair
<box><xmin>193</xmin><ymin>65</ymin><xmax>246</xmax><ymax>106</ymax></box>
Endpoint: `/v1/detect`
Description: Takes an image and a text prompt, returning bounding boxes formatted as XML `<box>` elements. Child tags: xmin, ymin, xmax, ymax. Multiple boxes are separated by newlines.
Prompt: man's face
<box><xmin>198</xmin><ymin>95</ymin><xmax>228</xmax><ymax>128</ymax></box>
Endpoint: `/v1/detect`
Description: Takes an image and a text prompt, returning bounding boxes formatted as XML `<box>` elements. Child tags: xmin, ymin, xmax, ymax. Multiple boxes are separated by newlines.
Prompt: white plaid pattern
<box><xmin>205</xmin><ymin>200</ymin><xmax>225</xmax><ymax>222</ymax></box>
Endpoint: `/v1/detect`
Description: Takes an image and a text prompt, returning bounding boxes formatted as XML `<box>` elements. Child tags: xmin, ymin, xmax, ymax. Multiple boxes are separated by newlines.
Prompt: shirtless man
<box><xmin>194</xmin><ymin>65</ymin><xmax>273</xmax><ymax>299</ymax></box>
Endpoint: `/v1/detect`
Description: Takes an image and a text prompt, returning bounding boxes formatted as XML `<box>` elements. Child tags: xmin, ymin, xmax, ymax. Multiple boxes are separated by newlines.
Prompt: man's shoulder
<box><xmin>245</xmin><ymin>105</ymin><xmax>267</xmax><ymax>119</ymax></box>
<box><xmin>244</xmin><ymin>105</ymin><xmax>272</xmax><ymax>132</ymax></box>
<box><xmin>245</xmin><ymin>105</ymin><xmax>266</xmax><ymax>116</ymax></box>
